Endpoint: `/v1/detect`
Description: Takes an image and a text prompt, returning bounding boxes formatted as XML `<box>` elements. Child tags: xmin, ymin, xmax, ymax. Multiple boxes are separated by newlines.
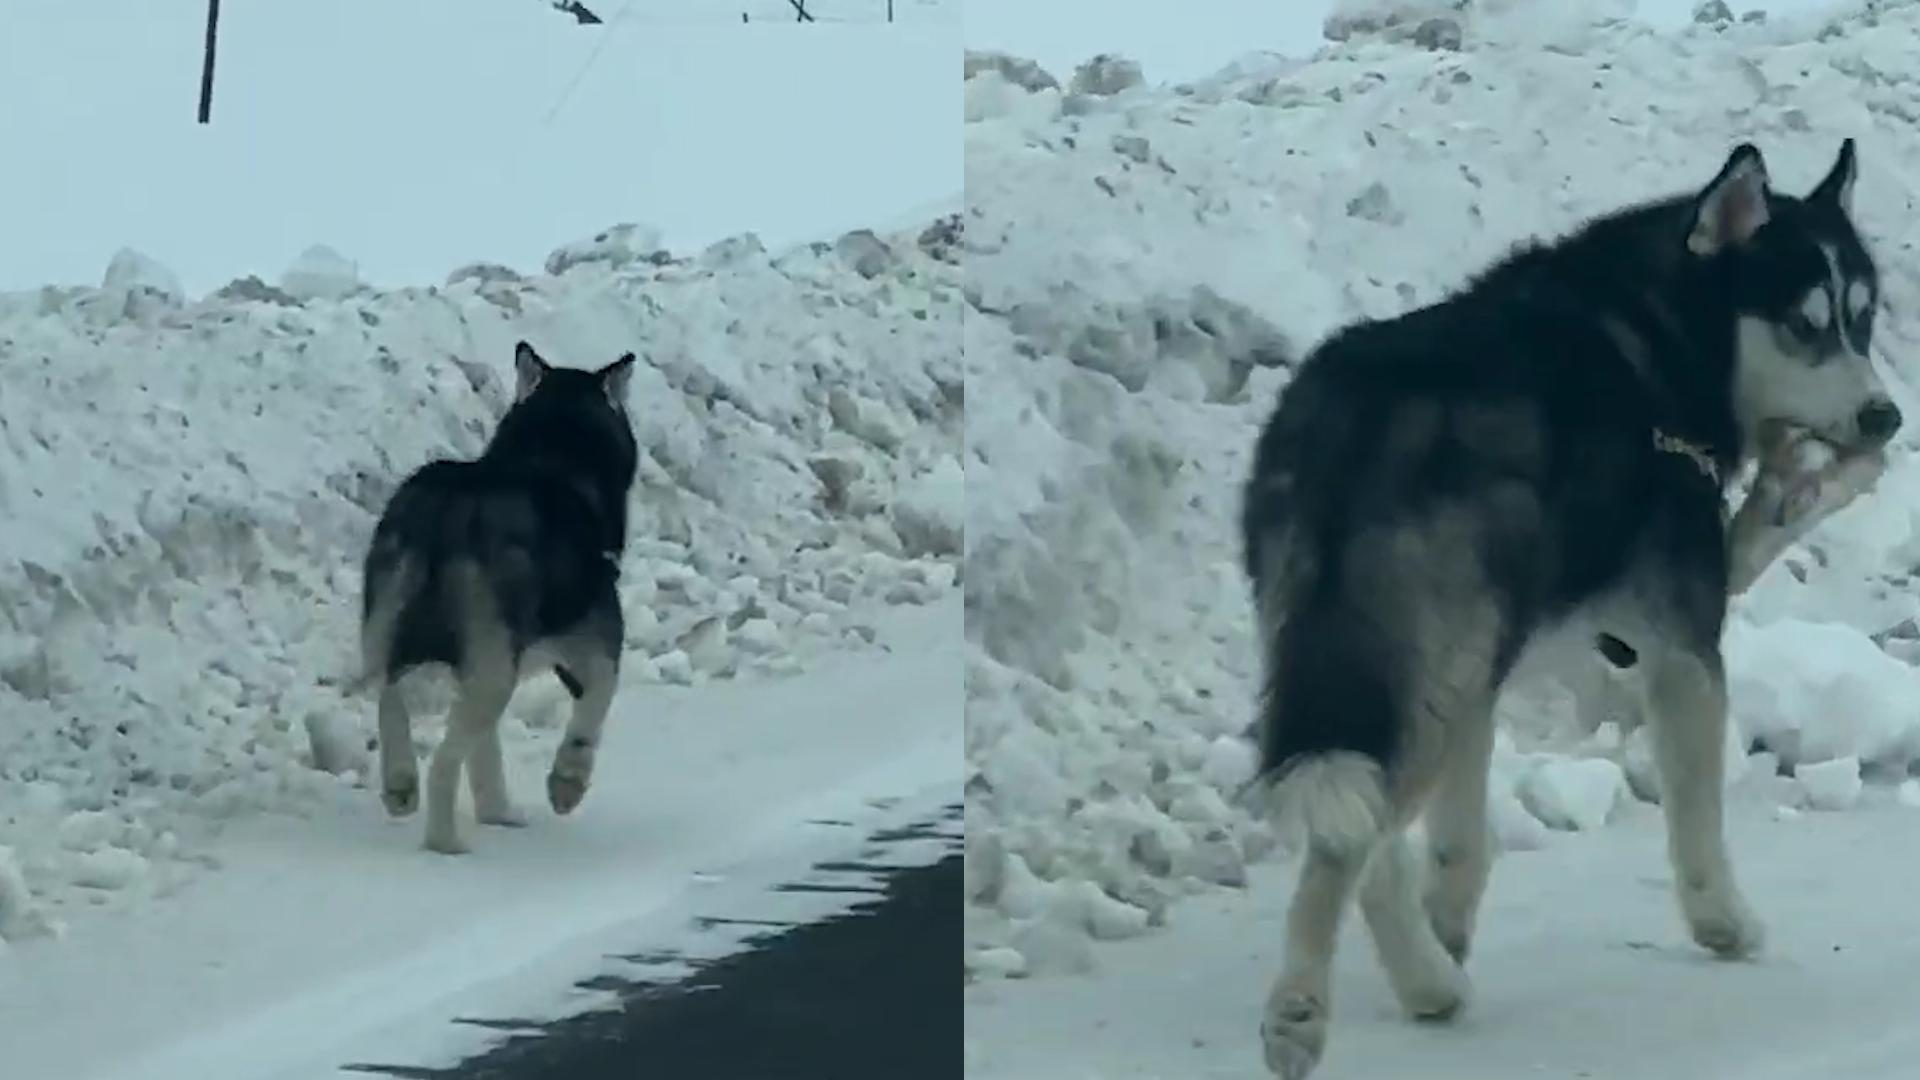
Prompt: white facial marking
<box><xmin>1799</xmin><ymin>287</ymin><xmax>1832</xmax><ymax>331</ymax></box>
<box><xmin>1847</xmin><ymin>279</ymin><xmax>1872</xmax><ymax>321</ymax></box>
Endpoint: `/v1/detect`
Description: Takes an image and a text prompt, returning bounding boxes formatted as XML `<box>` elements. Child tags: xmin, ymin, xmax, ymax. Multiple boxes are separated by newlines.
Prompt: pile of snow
<box><xmin>0</xmin><ymin>211</ymin><xmax>961</xmax><ymax>936</ymax></box>
<box><xmin>963</xmin><ymin>0</ymin><xmax>1920</xmax><ymax>976</ymax></box>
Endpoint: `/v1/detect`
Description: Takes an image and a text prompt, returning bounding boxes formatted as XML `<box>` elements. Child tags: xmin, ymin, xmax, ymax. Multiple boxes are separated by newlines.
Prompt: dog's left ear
<box><xmin>1688</xmin><ymin>143</ymin><xmax>1772</xmax><ymax>256</ymax></box>
<box><xmin>1808</xmin><ymin>138</ymin><xmax>1857</xmax><ymax>216</ymax></box>
<box><xmin>514</xmin><ymin>341</ymin><xmax>551</xmax><ymax>403</ymax></box>
<box><xmin>597</xmin><ymin>352</ymin><xmax>637</xmax><ymax>409</ymax></box>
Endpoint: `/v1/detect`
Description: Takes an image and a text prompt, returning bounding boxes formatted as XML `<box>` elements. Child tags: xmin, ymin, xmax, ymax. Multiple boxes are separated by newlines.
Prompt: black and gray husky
<box><xmin>1242</xmin><ymin>141</ymin><xmax>1897</xmax><ymax>1078</ymax></box>
<box><xmin>360</xmin><ymin>341</ymin><xmax>638</xmax><ymax>854</ymax></box>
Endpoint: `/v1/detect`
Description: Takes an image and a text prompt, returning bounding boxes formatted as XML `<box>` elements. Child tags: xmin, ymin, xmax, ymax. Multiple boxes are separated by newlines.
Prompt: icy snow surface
<box><xmin>0</xmin><ymin>208</ymin><xmax>961</xmax><ymax>937</ymax></box>
<box><xmin>963</xmin><ymin>0</ymin><xmax>1920</xmax><ymax>987</ymax></box>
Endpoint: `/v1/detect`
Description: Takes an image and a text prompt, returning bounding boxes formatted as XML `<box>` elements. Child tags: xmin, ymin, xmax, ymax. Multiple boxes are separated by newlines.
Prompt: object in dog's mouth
<box><xmin>1752</xmin><ymin>421</ymin><xmax>1879</xmax><ymax>526</ymax></box>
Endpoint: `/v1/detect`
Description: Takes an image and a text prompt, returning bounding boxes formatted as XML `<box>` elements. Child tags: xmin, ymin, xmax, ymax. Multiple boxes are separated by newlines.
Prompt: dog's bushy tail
<box><xmin>1243</xmin><ymin>600</ymin><xmax>1397</xmax><ymax>859</ymax></box>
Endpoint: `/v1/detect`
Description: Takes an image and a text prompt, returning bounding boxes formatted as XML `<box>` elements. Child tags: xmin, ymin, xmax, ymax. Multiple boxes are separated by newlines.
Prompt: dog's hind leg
<box><xmin>1421</xmin><ymin>703</ymin><xmax>1496</xmax><ymax>964</ymax></box>
<box><xmin>423</xmin><ymin>665</ymin><xmax>515</xmax><ymax>855</ymax></box>
<box><xmin>548</xmin><ymin>647</ymin><xmax>620</xmax><ymax>816</ymax></box>
<box><xmin>362</xmin><ymin>550</ymin><xmax>423</xmax><ymax>817</ymax></box>
<box><xmin>1263</xmin><ymin>833</ymin><xmax>1374</xmax><ymax>1080</ymax></box>
<box><xmin>376</xmin><ymin>685</ymin><xmax>419</xmax><ymax>817</ymax></box>
<box><xmin>1644</xmin><ymin>647</ymin><xmax>1764</xmax><ymax>958</ymax></box>
<box><xmin>468</xmin><ymin>713</ymin><xmax>529</xmax><ymax>828</ymax></box>
<box><xmin>1359</xmin><ymin>827</ymin><xmax>1469</xmax><ymax>1020</ymax></box>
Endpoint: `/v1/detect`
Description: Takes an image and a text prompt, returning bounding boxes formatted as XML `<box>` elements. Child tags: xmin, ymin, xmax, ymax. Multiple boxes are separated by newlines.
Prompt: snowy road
<box><xmin>0</xmin><ymin>595</ymin><xmax>958</xmax><ymax>1080</ymax></box>
<box><xmin>965</xmin><ymin>792</ymin><xmax>1920</xmax><ymax>1080</ymax></box>
<box><xmin>381</xmin><ymin>812</ymin><xmax>961</xmax><ymax>1080</ymax></box>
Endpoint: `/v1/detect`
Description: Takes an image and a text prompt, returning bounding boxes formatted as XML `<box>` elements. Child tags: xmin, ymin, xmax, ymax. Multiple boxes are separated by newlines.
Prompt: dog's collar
<box><xmin>1653</xmin><ymin>428</ymin><xmax>1721</xmax><ymax>485</ymax></box>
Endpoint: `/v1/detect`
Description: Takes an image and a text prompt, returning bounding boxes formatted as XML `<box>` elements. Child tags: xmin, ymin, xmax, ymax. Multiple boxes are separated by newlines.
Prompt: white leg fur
<box><xmin>376</xmin><ymin>684</ymin><xmax>419</xmax><ymax>817</ymax></box>
<box><xmin>548</xmin><ymin>652</ymin><xmax>620</xmax><ymax>816</ymax></box>
<box><xmin>1421</xmin><ymin>709</ymin><xmax>1496</xmax><ymax>964</ymax></box>
<box><xmin>1359</xmin><ymin>830</ymin><xmax>1470</xmax><ymax>1019</ymax></box>
<box><xmin>468</xmin><ymin>718</ymin><xmax>528</xmax><ymax>828</ymax></box>
<box><xmin>1263</xmin><ymin>843</ymin><xmax>1372</xmax><ymax>1080</ymax></box>
<box><xmin>423</xmin><ymin>669</ymin><xmax>515</xmax><ymax>855</ymax></box>
<box><xmin>1644</xmin><ymin>649</ymin><xmax>1764</xmax><ymax>957</ymax></box>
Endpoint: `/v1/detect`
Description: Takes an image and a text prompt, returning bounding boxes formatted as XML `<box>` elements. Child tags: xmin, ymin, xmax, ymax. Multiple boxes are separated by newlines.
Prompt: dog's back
<box><xmin>1239</xmin><ymin>195</ymin><xmax>1738</xmax><ymax>833</ymax></box>
<box><xmin>361</xmin><ymin>344</ymin><xmax>638</xmax><ymax>686</ymax></box>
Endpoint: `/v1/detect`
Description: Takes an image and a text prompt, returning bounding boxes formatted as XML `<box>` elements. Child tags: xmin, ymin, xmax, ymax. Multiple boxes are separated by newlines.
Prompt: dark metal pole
<box><xmin>197</xmin><ymin>0</ymin><xmax>219</xmax><ymax>124</ymax></box>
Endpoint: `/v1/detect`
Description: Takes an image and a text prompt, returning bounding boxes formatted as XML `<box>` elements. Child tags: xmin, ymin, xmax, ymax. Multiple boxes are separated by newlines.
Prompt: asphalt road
<box><xmin>349</xmin><ymin>806</ymin><xmax>961</xmax><ymax>1080</ymax></box>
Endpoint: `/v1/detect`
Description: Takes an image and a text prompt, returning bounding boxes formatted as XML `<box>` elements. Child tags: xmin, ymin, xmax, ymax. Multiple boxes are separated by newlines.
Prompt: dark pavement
<box><xmin>347</xmin><ymin>805</ymin><xmax>961</xmax><ymax>1080</ymax></box>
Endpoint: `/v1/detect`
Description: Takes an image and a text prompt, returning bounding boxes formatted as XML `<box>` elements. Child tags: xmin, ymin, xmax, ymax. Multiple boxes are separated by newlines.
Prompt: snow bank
<box><xmin>963</xmin><ymin>0</ymin><xmax>1920</xmax><ymax>975</ymax></box>
<box><xmin>0</xmin><ymin>212</ymin><xmax>961</xmax><ymax>935</ymax></box>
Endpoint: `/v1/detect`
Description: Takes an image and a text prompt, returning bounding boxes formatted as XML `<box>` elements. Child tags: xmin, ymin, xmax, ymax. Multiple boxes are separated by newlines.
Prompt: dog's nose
<box><xmin>1856</xmin><ymin>398</ymin><xmax>1903</xmax><ymax>444</ymax></box>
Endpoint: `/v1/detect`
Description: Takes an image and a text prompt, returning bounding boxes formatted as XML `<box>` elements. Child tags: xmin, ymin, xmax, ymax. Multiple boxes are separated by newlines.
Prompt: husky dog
<box><xmin>361</xmin><ymin>342</ymin><xmax>639</xmax><ymax>855</ymax></box>
<box><xmin>1241</xmin><ymin>140</ymin><xmax>1896</xmax><ymax>1078</ymax></box>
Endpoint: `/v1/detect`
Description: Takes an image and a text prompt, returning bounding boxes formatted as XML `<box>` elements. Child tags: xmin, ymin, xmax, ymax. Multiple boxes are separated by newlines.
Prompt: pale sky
<box><xmin>0</xmin><ymin>0</ymin><xmax>958</xmax><ymax>294</ymax></box>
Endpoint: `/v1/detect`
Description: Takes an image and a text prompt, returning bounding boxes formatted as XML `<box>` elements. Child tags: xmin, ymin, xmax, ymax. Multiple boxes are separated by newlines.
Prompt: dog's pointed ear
<box><xmin>1809</xmin><ymin>137</ymin><xmax>1857</xmax><ymax>215</ymax></box>
<box><xmin>1687</xmin><ymin>143</ymin><xmax>1772</xmax><ymax>256</ymax></box>
<box><xmin>514</xmin><ymin>341</ymin><xmax>551</xmax><ymax>403</ymax></box>
<box><xmin>598</xmin><ymin>352</ymin><xmax>637</xmax><ymax>408</ymax></box>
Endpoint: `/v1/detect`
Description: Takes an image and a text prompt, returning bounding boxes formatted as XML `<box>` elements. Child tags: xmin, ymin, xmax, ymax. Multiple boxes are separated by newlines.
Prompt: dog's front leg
<box><xmin>548</xmin><ymin>651</ymin><xmax>620</xmax><ymax>815</ymax></box>
<box><xmin>1644</xmin><ymin>648</ymin><xmax>1764</xmax><ymax>958</ymax></box>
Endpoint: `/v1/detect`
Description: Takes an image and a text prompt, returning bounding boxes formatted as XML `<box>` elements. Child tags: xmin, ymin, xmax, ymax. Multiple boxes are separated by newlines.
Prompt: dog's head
<box><xmin>505</xmin><ymin>340</ymin><xmax>640</xmax><ymax>483</ymax></box>
<box><xmin>1684</xmin><ymin>140</ymin><xmax>1899</xmax><ymax>453</ymax></box>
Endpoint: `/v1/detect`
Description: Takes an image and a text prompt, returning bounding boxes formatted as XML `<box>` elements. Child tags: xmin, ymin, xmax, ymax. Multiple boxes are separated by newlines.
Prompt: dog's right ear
<box><xmin>1687</xmin><ymin>143</ymin><xmax>1772</xmax><ymax>257</ymax></box>
<box><xmin>597</xmin><ymin>352</ymin><xmax>637</xmax><ymax>410</ymax></box>
<box><xmin>1808</xmin><ymin>137</ymin><xmax>1857</xmax><ymax>216</ymax></box>
<box><xmin>514</xmin><ymin>341</ymin><xmax>550</xmax><ymax>403</ymax></box>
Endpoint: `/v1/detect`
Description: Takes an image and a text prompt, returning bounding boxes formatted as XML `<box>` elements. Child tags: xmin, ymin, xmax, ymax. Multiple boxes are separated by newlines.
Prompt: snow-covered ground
<box><xmin>964</xmin><ymin>0</ymin><xmax>1920</xmax><ymax>1074</ymax></box>
<box><xmin>0</xmin><ymin>178</ymin><xmax>961</xmax><ymax>1077</ymax></box>
<box><xmin>3</xmin><ymin>600</ymin><xmax>957</xmax><ymax>1080</ymax></box>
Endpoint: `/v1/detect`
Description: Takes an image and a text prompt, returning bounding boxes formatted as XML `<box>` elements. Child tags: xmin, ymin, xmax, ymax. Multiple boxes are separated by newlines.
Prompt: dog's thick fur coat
<box><xmin>360</xmin><ymin>342</ymin><xmax>638</xmax><ymax>854</ymax></box>
<box><xmin>1241</xmin><ymin>142</ymin><xmax>1895</xmax><ymax>1078</ymax></box>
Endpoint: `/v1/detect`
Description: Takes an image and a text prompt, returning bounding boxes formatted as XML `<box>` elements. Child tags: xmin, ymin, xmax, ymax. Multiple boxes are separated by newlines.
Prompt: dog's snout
<box><xmin>1857</xmin><ymin>398</ymin><xmax>1903</xmax><ymax>444</ymax></box>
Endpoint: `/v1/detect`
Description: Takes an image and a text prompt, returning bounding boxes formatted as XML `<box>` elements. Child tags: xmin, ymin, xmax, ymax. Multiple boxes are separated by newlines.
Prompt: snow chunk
<box><xmin>102</xmin><ymin>248</ymin><xmax>184</xmax><ymax>299</ymax></box>
<box><xmin>1069</xmin><ymin>54</ymin><xmax>1144</xmax><ymax>97</ymax></box>
<box><xmin>1897</xmin><ymin>779</ymin><xmax>1920</xmax><ymax>809</ymax></box>
<box><xmin>57</xmin><ymin>810</ymin><xmax>118</xmax><ymax>852</ymax></box>
<box><xmin>963</xmin><ymin>51</ymin><xmax>1061</xmax><ymax>93</ymax></box>
<box><xmin>1491</xmin><ymin>789</ymin><xmax>1551</xmax><ymax>851</ymax></box>
<box><xmin>834</xmin><ymin>229</ymin><xmax>897</xmax><ymax>279</ymax></box>
<box><xmin>1728</xmin><ymin>618</ymin><xmax>1920</xmax><ymax>772</ymax></box>
<box><xmin>67</xmin><ymin>847</ymin><xmax>147</xmax><ymax>891</ymax></box>
<box><xmin>893</xmin><ymin>456</ymin><xmax>964</xmax><ymax>557</ymax></box>
<box><xmin>279</xmin><ymin>244</ymin><xmax>361</xmax><ymax>301</ymax></box>
<box><xmin>1518</xmin><ymin>758</ymin><xmax>1625</xmax><ymax>832</ymax></box>
<box><xmin>304</xmin><ymin>709</ymin><xmax>367</xmax><ymax>776</ymax></box>
<box><xmin>1794</xmin><ymin>756</ymin><xmax>1864</xmax><ymax>812</ymax></box>
<box><xmin>544</xmin><ymin>222</ymin><xmax>666</xmax><ymax>276</ymax></box>
<box><xmin>968</xmin><ymin>945</ymin><xmax>1029</xmax><ymax>979</ymax></box>
<box><xmin>0</xmin><ymin>846</ymin><xmax>60</xmax><ymax>942</ymax></box>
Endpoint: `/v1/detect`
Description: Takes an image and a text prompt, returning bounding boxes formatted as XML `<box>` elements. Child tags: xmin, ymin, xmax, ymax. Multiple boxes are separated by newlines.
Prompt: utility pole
<box><xmin>197</xmin><ymin>0</ymin><xmax>219</xmax><ymax>124</ymax></box>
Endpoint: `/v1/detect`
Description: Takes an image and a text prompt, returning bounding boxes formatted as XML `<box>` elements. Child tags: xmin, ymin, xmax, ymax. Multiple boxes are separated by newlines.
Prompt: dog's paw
<box><xmin>1685</xmin><ymin>890</ymin><xmax>1766</xmax><ymax>959</ymax></box>
<box><xmin>423</xmin><ymin>827</ymin><xmax>471</xmax><ymax>856</ymax></box>
<box><xmin>547</xmin><ymin>772</ymin><xmax>588</xmax><ymax>815</ymax></box>
<box><xmin>381</xmin><ymin>776</ymin><xmax>420</xmax><ymax>817</ymax></box>
<box><xmin>1260</xmin><ymin>989</ymin><xmax>1327</xmax><ymax>1079</ymax></box>
<box><xmin>475</xmin><ymin>801</ymin><xmax>530</xmax><ymax>828</ymax></box>
<box><xmin>1398</xmin><ymin>959</ymin><xmax>1470</xmax><ymax>1022</ymax></box>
